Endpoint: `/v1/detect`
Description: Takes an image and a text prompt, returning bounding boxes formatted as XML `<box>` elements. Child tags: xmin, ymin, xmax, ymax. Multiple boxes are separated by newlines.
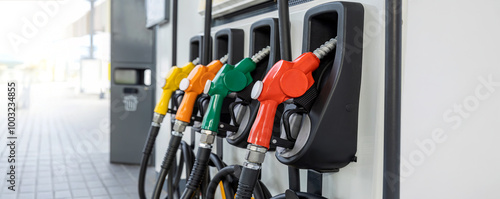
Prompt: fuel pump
<box><xmin>271</xmin><ymin>3</ymin><xmax>364</xmax><ymax>198</ymax></box>
<box><xmin>152</xmin><ymin>55</ymin><xmax>228</xmax><ymax>199</ymax></box>
<box><xmin>180</xmin><ymin>46</ymin><xmax>271</xmax><ymax>199</ymax></box>
<box><xmin>138</xmin><ymin>58</ymin><xmax>198</xmax><ymax>199</ymax></box>
<box><xmin>234</xmin><ymin>38</ymin><xmax>338</xmax><ymax>199</ymax></box>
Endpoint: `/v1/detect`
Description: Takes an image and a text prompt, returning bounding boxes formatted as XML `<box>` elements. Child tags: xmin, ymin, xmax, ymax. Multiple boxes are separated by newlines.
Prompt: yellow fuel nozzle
<box><xmin>154</xmin><ymin>58</ymin><xmax>199</xmax><ymax>115</ymax></box>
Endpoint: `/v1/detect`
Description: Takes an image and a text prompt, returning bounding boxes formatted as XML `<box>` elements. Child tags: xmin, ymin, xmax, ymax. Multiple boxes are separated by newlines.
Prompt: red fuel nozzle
<box><xmin>247</xmin><ymin>38</ymin><xmax>337</xmax><ymax>148</ymax></box>
<box><xmin>247</xmin><ymin>52</ymin><xmax>320</xmax><ymax>148</ymax></box>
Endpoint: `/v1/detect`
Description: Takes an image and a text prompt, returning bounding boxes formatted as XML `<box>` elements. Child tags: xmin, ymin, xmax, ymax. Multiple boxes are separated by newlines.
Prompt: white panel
<box><xmin>402</xmin><ymin>0</ymin><xmax>500</xmax><ymax>198</ymax></box>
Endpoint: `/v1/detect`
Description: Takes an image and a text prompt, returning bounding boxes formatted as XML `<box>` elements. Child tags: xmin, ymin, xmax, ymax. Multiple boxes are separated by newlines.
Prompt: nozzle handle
<box><xmin>201</xmin><ymin>94</ymin><xmax>227</xmax><ymax>132</ymax></box>
<box><xmin>175</xmin><ymin>91</ymin><xmax>198</xmax><ymax>123</ymax></box>
<box><xmin>154</xmin><ymin>89</ymin><xmax>175</xmax><ymax>115</ymax></box>
<box><xmin>247</xmin><ymin>100</ymin><xmax>279</xmax><ymax>148</ymax></box>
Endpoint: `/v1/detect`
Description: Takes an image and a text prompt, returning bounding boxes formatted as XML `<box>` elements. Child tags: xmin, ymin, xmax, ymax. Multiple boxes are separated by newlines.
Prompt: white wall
<box><xmin>401</xmin><ymin>0</ymin><xmax>500</xmax><ymax>198</ymax></box>
<box><xmin>155</xmin><ymin>0</ymin><xmax>386</xmax><ymax>198</ymax></box>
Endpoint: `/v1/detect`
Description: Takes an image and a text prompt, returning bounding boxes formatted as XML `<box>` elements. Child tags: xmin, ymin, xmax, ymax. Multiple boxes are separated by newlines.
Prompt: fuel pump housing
<box><xmin>275</xmin><ymin>2</ymin><xmax>364</xmax><ymax>172</ymax></box>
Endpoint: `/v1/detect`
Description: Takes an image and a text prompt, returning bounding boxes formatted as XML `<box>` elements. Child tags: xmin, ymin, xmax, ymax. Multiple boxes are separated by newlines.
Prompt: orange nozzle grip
<box><xmin>175</xmin><ymin>91</ymin><xmax>199</xmax><ymax>123</ymax></box>
<box><xmin>175</xmin><ymin>60</ymin><xmax>224</xmax><ymax>123</ymax></box>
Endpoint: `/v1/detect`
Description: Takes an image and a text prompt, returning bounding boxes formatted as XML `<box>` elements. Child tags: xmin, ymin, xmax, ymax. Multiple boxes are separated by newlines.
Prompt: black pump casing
<box><xmin>275</xmin><ymin>2</ymin><xmax>364</xmax><ymax>172</ymax></box>
<box><xmin>213</xmin><ymin>28</ymin><xmax>245</xmax><ymax>134</ymax></box>
<box><xmin>214</xmin><ymin>28</ymin><xmax>244</xmax><ymax>65</ymax></box>
<box><xmin>182</xmin><ymin>35</ymin><xmax>213</xmax><ymax>124</ymax></box>
<box><xmin>189</xmin><ymin>35</ymin><xmax>212</xmax><ymax>63</ymax></box>
<box><xmin>225</xmin><ymin>18</ymin><xmax>282</xmax><ymax>149</ymax></box>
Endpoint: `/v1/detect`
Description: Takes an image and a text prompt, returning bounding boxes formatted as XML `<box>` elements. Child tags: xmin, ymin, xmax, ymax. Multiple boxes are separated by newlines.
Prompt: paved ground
<box><xmin>0</xmin><ymin>83</ymin><xmax>158</xmax><ymax>199</ymax></box>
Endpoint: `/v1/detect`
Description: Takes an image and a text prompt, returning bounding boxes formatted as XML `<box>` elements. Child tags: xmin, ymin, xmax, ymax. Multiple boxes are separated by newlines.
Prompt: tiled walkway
<box><xmin>0</xmin><ymin>83</ymin><xmax>158</xmax><ymax>199</ymax></box>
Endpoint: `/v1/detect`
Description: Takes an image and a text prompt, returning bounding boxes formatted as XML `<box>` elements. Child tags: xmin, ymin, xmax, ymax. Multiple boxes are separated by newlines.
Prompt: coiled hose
<box><xmin>209</xmin><ymin>154</ymin><xmax>234</xmax><ymax>199</ymax></box>
<box><xmin>206</xmin><ymin>165</ymin><xmax>269</xmax><ymax>199</ymax></box>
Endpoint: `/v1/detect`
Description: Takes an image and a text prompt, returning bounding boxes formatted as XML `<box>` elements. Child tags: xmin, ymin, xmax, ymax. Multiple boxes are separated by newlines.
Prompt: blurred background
<box><xmin>0</xmin><ymin>0</ymin><xmax>110</xmax><ymax>98</ymax></box>
<box><xmin>0</xmin><ymin>1</ymin><xmax>159</xmax><ymax>198</ymax></box>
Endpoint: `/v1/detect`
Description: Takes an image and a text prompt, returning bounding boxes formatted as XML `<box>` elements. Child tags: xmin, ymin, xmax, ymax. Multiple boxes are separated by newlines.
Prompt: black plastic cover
<box><xmin>226</xmin><ymin>18</ymin><xmax>282</xmax><ymax>150</ymax></box>
<box><xmin>276</xmin><ymin>1</ymin><xmax>364</xmax><ymax>172</ymax></box>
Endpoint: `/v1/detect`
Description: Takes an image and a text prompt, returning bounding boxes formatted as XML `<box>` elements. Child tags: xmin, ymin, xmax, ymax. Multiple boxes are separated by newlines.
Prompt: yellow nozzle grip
<box><xmin>163</xmin><ymin>62</ymin><xmax>196</xmax><ymax>91</ymax></box>
<box><xmin>154</xmin><ymin>88</ymin><xmax>175</xmax><ymax>115</ymax></box>
<box><xmin>155</xmin><ymin>62</ymin><xmax>196</xmax><ymax>116</ymax></box>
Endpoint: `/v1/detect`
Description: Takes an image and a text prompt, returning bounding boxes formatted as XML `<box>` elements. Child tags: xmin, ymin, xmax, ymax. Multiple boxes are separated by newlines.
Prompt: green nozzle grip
<box><xmin>201</xmin><ymin>58</ymin><xmax>257</xmax><ymax>132</ymax></box>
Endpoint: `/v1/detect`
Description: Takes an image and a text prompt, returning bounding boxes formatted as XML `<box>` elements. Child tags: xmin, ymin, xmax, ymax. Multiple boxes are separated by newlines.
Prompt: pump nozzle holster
<box><xmin>248</xmin><ymin>52</ymin><xmax>320</xmax><ymax>148</ymax></box>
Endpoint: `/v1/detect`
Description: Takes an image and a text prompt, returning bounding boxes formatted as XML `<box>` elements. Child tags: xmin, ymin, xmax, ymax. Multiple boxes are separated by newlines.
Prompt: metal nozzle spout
<box><xmin>313</xmin><ymin>37</ymin><xmax>338</xmax><ymax>59</ymax></box>
<box><xmin>251</xmin><ymin>46</ymin><xmax>271</xmax><ymax>63</ymax></box>
<box><xmin>192</xmin><ymin>57</ymin><xmax>200</xmax><ymax>65</ymax></box>
<box><xmin>219</xmin><ymin>54</ymin><xmax>229</xmax><ymax>64</ymax></box>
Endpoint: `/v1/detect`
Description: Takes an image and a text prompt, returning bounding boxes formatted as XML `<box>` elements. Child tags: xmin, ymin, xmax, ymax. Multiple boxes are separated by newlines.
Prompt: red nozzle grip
<box><xmin>247</xmin><ymin>52</ymin><xmax>320</xmax><ymax>149</ymax></box>
<box><xmin>247</xmin><ymin>100</ymin><xmax>279</xmax><ymax>148</ymax></box>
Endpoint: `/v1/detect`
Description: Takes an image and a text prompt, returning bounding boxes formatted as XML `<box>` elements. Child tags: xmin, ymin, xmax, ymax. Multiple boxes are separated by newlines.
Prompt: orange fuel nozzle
<box><xmin>174</xmin><ymin>56</ymin><xmax>228</xmax><ymax>124</ymax></box>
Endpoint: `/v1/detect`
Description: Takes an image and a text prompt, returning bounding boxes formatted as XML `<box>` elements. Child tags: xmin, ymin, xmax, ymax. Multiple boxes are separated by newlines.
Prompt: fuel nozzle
<box><xmin>200</xmin><ymin>46</ymin><xmax>271</xmax><ymax>135</ymax></box>
<box><xmin>248</xmin><ymin>37</ymin><xmax>337</xmax><ymax>149</ymax></box>
<box><xmin>153</xmin><ymin>58</ymin><xmax>199</xmax><ymax>118</ymax></box>
<box><xmin>152</xmin><ymin>56</ymin><xmax>226</xmax><ymax>199</ymax></box>
<box><xmin>173</xmin><ymin>55</ymin><xmax>228</xmax><ymax>132</ymax></box>
<box><xmin>180</xmin><ymin>47</ymin><xmax>271</xmax><ymax>199</ymax></box>
<box><xmin>233</xmin><ymin>38</ymin><xmax>337</xmax><ymax>199</ymax></box>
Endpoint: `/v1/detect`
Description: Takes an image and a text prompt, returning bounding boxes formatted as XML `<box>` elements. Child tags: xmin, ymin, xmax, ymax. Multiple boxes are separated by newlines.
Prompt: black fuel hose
<box><xmin>206</xmin><ymin>166</ymin><xmax>236</xmax><ymax>199</ymax></box>
<box><xmin>171</xmin><ymin>141</ymin><xmax>195</xmax><ymax>199</ymax></box>
<box><xmin>235</xmin><ymin>166</ymin><xmax>260</xmax><ymax>199</ymax></box>
<box><xmin>152</xmin><ymin>134</ymin><xmax>183</xmax><ymax>199</ymax></box>
<box><xmin>209</xmin><ymin>153</ymin><xmax>235</xmax><ymax>199</ymax></box>
<box><xmin>167</xmin><ymin>157</ymin><xmax>176</xmax><ymax>199</ymax></box>
<box><xmin>138</xmin><ymin>125</ymin><xmax>160</xmax><ymax>199</ymax></box>
<box><xmin>206</xmin><ymin>166</ymin><xmax>268</xmax><ymax>199</ymax></box>
<box><xmin>180</xmin><ymin>147</ymin><xmax>212</xmax><ymax>199</ymax></box>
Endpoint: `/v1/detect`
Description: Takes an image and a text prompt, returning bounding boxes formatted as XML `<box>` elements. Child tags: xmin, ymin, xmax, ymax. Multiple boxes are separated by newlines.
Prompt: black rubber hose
<box><xmin>270</xmin><ymin>192</ymin><xmax>327</xmax><ymax>199</ymax></box>
<box><xmin>209</xmin><ymin>153</ymin><xmax>225</xmax><ymax>170</ymax></box>
<box><xmin>173</xmin><ymin>148</ymin><xmax>185</xmax><ymax>198</ymax></box>
<box><xmin>209</xmin><ymin>153</ymin><xmax>234</xmax><ymax>199</ymax></box>
<box><xmin>260</xmin><ymin>180</ymin><xmax>272</xmax><ymax>199</ymax></box>
<box><xmin>205</xmin><ymin>166</ymin><xmax>236</xmax><ymax>199</ymax></box>
<box><xmin>152</xmin><ymin>135</ymin><xmax>183</xmax><ymax>199</ymax></box>
<box><xmin>202</xmin><ymin>0</ymin><xmax>212</xmax><ymax>65</ymax></box>
<box><xmin>384</xmin><ymin>0</ymin><xmax>402</xmax><ymax>199</ymax></box>
<box><xmin>138</xmin><ymin>125</ymin><xmax>160</xmax><ymax>199</ymax></box>
<box><xmin>235</xmin><ymin>167</ymin><xmax>260</xmax><ymax>199</ymax></box>
<box><xmin>253</xmin><ymin>178</ymin><xmax>265</xmax><ymax>199</ymax></box>
<box><xmin>277</xmin><ymin>0</ymin><xmax>291</xmax><ymax>61</ymax></box>
<box><xmin>171</xmin><ymin>0</ymin><xmax>177</xmax><ymax>66</ymax></box>
<box><xmin>181</xmin><ymin>141</ymin><xmax>194</xmax><ymax>177</ymax></box>
<box><xmin>167</xmin><ymin>157</ymin><xmax>176</xmax><ymax>199</ymax></box>
<box><xmin>180</xmin><ymin>147</ymin><xmax>212</xmax><ymax>199</ymax></box>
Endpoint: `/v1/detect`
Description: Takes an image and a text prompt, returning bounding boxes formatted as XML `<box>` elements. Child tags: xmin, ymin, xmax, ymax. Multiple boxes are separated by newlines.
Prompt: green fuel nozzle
<box><xmin>200</xmin><ymin>46</ymin><xmax>271</xmax><ymax>133</ymax></box>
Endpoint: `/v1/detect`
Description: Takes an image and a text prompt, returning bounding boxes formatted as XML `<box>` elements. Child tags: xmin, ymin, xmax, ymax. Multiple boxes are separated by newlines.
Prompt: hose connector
<box><xmin>172</xmin><ymin>120</ymin><xmax>188</xmax><ymax>133</ymax></box>
<box><xmin>251</xmin><ymin>46</ymin><xmax>271</xmax><ymax>63</ymax></box>
<box><xmin>313</xmin><ymin>37</ymin><xmax>338</xmax><ymax>59</ymax></box>
<box><xmin>244</xmin><ymin>144</ymin><xmax>267</xmax><ymax>168</ymax></box>
<box><xmin>152</xmin><ymin>113</ymin><xmax>165</xmax><ymax>126</ymax></box>
<box><xmin>199</xmin><ymin>129</ymin><xmax>216</xmax><ymax>147</ymax></box>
